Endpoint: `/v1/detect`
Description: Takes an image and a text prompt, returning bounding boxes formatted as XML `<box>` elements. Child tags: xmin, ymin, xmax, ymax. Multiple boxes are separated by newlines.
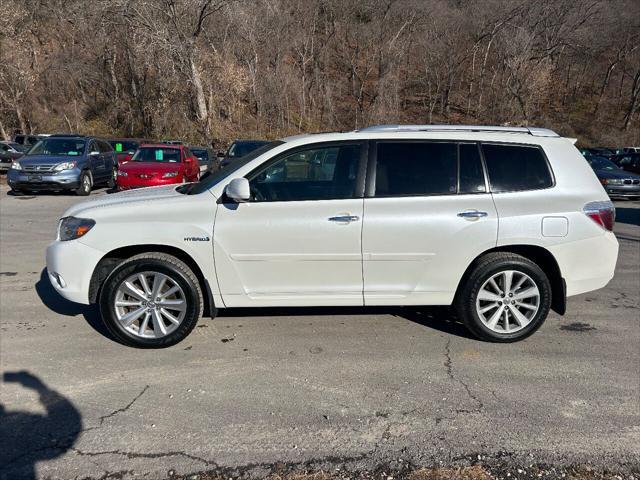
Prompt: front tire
<box><xmin>99</xmin><ymin>253</ymin><xmax>203</xmax><ymax>348</ymax></box>
<box><xmin>76</xmin><ymin>171</ymin><xmax>92</xmax><ymax>196</ymax></box>
<box><xmin>454</xmin><ymin>252</ymin><xmax>551</xmax><ymax>342</ymax></box>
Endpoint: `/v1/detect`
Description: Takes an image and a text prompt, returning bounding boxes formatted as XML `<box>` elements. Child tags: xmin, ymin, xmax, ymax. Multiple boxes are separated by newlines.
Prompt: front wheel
<box><xmin>99</xmin><ymin>253</ymin><xmax>204</xmax><ymax>348</ymax></box>
<box><xmin>454</xmin><ymin>252</ymin><xmax>551</xmax><ymax>342</ymax></box>
<box><xmin>76</xmin><ymin>171</ymin><xmax>92</xmax><ymax>196</ymax></box>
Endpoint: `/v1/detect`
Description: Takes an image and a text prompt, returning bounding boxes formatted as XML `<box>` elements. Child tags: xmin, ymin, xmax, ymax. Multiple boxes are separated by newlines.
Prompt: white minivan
<box><xmin>46</xmin><ymin>125</ymin><xmax>619</xmax><ymax>348</ymax></box>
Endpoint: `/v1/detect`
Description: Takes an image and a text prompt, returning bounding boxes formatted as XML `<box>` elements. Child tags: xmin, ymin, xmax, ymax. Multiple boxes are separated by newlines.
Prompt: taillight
<box><xmin>584</xmin><ymin>201</ymin><xmax>615</xmax><ymax>231</ymax></box>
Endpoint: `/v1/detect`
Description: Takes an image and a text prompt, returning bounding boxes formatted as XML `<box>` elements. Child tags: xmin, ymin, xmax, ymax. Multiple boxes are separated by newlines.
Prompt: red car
<box><xmin>116</xmin><ymin>144</ymin><xmax>200</xmax><ymax>190</ymax></box>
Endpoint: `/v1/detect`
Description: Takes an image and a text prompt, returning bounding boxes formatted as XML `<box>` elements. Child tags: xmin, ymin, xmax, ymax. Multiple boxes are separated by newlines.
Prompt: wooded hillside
<box><xmin>1</xmin><ymin>0</ymin><xmax>639</xmax><ymax>146</ymax></box>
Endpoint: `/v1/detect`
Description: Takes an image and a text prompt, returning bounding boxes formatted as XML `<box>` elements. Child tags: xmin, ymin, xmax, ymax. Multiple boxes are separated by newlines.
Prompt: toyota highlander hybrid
<box><xmin>46</xmin><ymin>125</ymin><xmax>619</xmax><ymax>348</ymax></box>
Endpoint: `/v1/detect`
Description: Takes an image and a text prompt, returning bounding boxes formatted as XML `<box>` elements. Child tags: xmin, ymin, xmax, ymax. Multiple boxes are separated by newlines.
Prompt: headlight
<box><xmin>117</xmin><ymin>170</ymin><xmax>128</xmax><ymax>177</ymax></box>
<box><xmin>54</xmin><ymin>161</ymin><xmax>77</xmax><ymax>171</ymax></box>
<box><xmin>162</xmin><ymin>171</ymin><xmax>179</xmax><ymax>178</ymax></box>
<box><xmin>58</xmin><ymin>217</ymin><xmax>95</xmax><ymax>241</ymax></box>
<box><xmin>608</xmin><ymin>178</ymin><xmax>624</xmax><ymax>185</ymax></box>
<box><xmin>11</xmin><ymin>161</ymin><xmax>22</xmax><ymax>170</ymax></box>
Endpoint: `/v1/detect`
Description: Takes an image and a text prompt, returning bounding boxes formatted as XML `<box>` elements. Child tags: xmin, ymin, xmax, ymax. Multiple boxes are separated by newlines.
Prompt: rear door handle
<box><xmin>328</xmin><ymin>215</ymin><xmax>360</xmax><ymax>223</ymax></box>
<box><xmin>457</xmin><ymin>210</ymin><xmax>488</xmax><ymax>219</ymax></box>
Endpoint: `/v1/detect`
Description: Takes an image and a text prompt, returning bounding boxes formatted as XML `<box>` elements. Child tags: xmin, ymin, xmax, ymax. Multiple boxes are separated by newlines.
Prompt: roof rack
<box><xmin>356</xmin><ymin>124</ymin><xmax>559</xmax><ymax>137</ymax></box>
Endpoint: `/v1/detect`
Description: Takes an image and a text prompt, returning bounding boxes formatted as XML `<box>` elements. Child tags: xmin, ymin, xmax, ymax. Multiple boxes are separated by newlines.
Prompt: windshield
<box><xmin>178</xmin><ymin>141</ymin><xmax>284</xmax><ymax>195</ymax></box>
<box><xmin>587</xmin><ymin>156</ymin><xmax>620</xmax><ymax>171</ymax></box>
<box><xmin>27</xmin><ymin>138</ymin><xmax>86</xmax><ymax>156</ymax></box>
<box><xmin>228</xmin><ymin>141</ymin><xmax>269</xmax><ymax>158</ymax></box>
<box><xmin>109</xmin><ymin>141</ymin><xmax>139</xmax><ymax>153</ymax></box>
<box><xmin>131</xmin><ymin>147</ymin><xmax>181</xmax><ymax>163</ymax></box>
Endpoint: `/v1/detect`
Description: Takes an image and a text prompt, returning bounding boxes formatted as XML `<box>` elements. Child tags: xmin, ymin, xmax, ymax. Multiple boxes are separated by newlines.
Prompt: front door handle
<box><xmin>328</xmin><ymin>215</ymin><xmax>360</xmax><ymax>223</ymax></box>
<box><xmin>457</xmin><ymin>210</ymin><xmax>488</xmax><ymax>219</ymax></box>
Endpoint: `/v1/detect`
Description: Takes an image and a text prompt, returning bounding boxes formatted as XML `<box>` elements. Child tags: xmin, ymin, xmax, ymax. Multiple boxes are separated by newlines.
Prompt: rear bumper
<box><xmin>46</xmin><ymin>239</ymin><xmax>105</xmax><ymax>304</ymax></box>
<box><xmin>548</xmin><ymin>231</ymin><xmax>619</xmax><ymax>297</ymax></box>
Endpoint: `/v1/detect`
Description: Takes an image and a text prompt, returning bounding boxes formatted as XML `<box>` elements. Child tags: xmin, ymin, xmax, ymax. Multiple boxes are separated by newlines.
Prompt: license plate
<box><xmin>28</xmin><ymin>175</ymin><xmax>42</xmax><ymax>181</ymax></box>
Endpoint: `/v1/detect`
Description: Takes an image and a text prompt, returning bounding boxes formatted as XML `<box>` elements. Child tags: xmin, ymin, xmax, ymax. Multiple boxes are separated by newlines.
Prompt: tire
<box><xmin>106</xmin><ymin>168</ymin><xmax>116</xmax><ymax>188</ymax></box>
<box><xmin>76</xmin><ymin>171</ymin><xmax>92</xmax><ymax>196</ymax></box>
<box><xmin>454</xmin><ymin>252</ymin><xmax>551</xmax><ymax>342</ymax></box>
<box><xmin>99</xmin><ymin>253</ymin><xmax>204</xmax><ymax>348</ymax></box>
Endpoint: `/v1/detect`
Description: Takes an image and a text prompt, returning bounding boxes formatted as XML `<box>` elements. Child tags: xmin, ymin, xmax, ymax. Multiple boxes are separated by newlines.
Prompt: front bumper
<box><xmin>8</xmin><ymin>168</ymin><xmax>81</xmax><ymax>190</ymax></box>
<box><xmin>46</xmin><ymin>239</ymin><xmax>105</xmax><ymax>304</ymax></box>
<box><xmin>605</xmin><ymin>183</ymin><xmax>640</xmax><ymax>197</ymax></box>
<box><xmin>117</xmin><ymin>176</ymin><xmax>181</xmax><ymax>190</ymax></box>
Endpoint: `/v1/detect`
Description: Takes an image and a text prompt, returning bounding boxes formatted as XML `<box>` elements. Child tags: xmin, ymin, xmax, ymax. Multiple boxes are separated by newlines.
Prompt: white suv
<box><xmin>46</xmin><ymin>125</ymin><xmax>619</xmax><ymax>348</ymax></box>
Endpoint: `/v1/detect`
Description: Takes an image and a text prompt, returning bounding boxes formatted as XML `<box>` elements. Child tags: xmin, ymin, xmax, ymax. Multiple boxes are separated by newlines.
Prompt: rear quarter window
<box><xmin>482</xmin><ymin>144</ymin><xmax>553</xmax><ymax>192</ymax></box>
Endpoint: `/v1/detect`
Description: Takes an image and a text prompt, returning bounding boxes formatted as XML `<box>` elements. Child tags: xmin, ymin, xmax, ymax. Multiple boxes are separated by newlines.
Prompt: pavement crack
<box><xmin>98</xmin><ymin>385</ymin><xmax>149</xmax><ymax>425</ymax></box>
<box><xmin>71</xmin><ymin>447</ymin><xmax>219</xmax><ymax>466</ymax></box>
<box><xmin>444</xmin><ymin>339</ymin><xmax>483</xmax><ymax>413</ymax></box>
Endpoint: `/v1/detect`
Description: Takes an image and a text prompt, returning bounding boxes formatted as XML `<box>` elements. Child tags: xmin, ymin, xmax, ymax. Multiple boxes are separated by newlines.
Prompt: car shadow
<box><xmin>0</xmin><ymin>371</ymin><xmax>82</xmax><ymax>480</ymax></box>
<box><xmin>218</xmin><ymin>305</ymin><xmax>474</xmax><ymax>339</ymax></box>
<box><xmin>615</xmin><ymin>207</ymin><xmax>640</xmax><ymax>226</ymax></box>
<box><xmin>35</xmin><ymin>268</ymin><xmax>113</xmax><ymax>340</ymax></box>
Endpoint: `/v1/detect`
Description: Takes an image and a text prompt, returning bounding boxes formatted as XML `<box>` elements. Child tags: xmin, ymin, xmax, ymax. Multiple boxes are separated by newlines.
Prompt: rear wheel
<box><xmin>99</xmin><ymin>253</ymin><xmax>203</xmax><ymax>348</ymax></box>
<box><xmin>76</xmin><ymin>171</ymin><xmax>92</xmax><ymax>196</ymax></box>
<box><xmin>454</xmin><ymin>252</ymin><xmax>551</xmax><ymax>342</ymax></box>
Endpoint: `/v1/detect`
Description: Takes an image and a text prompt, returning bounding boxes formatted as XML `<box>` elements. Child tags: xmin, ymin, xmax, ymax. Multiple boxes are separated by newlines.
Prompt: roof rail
<box><xmin>356</xmin><ymin>124</ymin><xmax>559</xmax><ymax>137</ymax></box>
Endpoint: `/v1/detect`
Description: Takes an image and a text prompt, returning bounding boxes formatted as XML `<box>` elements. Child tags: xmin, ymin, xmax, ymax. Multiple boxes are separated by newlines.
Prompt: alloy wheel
<box><xmin>114</xmin><ymin>271</ymin><xmax>187</xmax><ymax>339</ymax></box>
<box><xmin>475</xmin><ymin>270</ymin><xmax>540</xmax><ymax>334</ymax></box>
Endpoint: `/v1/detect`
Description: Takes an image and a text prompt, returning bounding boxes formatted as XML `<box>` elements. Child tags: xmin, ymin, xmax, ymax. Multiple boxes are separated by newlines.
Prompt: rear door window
<box><xmin>482</xmin><ymin>144</ymin><xmax>553</xmax><ymax>192</ymax></box>
<box><xmin>374</xmin><ymin>142</ymin><xmax>457</xmax><ymax>196</ymax></box>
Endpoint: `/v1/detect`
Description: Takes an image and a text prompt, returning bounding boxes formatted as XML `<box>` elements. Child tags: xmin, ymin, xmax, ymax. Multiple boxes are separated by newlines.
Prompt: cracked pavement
<box><xmin>0</xmin><ymin>185</ymin><xmax>639</xmax><ymax>479</ymax></box>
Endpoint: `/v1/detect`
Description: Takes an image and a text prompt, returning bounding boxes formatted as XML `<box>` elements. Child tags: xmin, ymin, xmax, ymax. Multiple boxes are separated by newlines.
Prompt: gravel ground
<box><xmin>0</xmin><ymin>181</ymin><xmax>638</xmax><ymax>480</ymax></box>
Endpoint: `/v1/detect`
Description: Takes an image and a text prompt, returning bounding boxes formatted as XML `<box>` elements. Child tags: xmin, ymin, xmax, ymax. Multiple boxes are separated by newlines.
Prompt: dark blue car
<box><xmin>8</xmin><ymin>135</ymin><xmax>116</xmax><ymax>195</ymax></box>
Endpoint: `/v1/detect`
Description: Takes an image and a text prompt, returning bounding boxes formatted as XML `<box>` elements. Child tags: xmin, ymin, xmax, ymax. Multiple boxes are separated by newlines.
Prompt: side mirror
<box><xmin>225</xmin><ymin>177</ymin><xmax>250</xmax><ymax>202</ymax></box>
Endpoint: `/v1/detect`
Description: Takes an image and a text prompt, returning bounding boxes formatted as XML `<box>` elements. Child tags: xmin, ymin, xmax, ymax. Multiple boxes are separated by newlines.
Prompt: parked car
<box><xmin>0</xmin><ymin>141</ymin><xmax>26</xmax><ymax>172</ymax></box>
<box><xmin>189</xmin><ymin>146</ymin><xmax>216</xmax><ymax>173</ymax></box>
<box><xmin>611</xmin><ymin>152</ymin><xmax>640</xmax><ymax>175</ymax></box>
<box><xmin>116</xmin><ymin>144</ymin><xmax>200</xmax><ymax>190</ymax></box>
<box><xmin>46</xmin><ymin>125</ymin><xmax>619</xmax><ymax>348</ymax></box>
<box><xmin>585</xmin><ymin>155</ymin><xmax>640</xmax><ymax>199</ymax></box>
<box><xmin>621</xmin><ymin>147</ymin><xmax>640</xmax><ymax>154</ymax></box>
<box><xmin>160</xmin><ymin>140</ymin><xmax>184</xmax><ymax>145</ymax></box>
<box><xmin>106</xmin><ymin>138</ymin><xmax>149</xmax><ymax>167</ymax></box>
<box><xmin>12</xmin><ymin>133</ymin><xmax>50</xmax><ymax>148</ymax></box>
<box><xmin>220</xmin><ymin>139</ymin><xmax>270</xmax><ymax>168</ymax></box>
<box><xmin>7</xmin><ymin>135</ymin><xmax>116</xmax><ymax>195</ymax></box>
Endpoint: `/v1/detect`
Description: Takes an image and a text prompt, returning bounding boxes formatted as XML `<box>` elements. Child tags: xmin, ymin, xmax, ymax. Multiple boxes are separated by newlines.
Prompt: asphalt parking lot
<box><xmin>0</xmin><ymin>184</ymin><xmax>639</xmax><ymax>479</ymax></box>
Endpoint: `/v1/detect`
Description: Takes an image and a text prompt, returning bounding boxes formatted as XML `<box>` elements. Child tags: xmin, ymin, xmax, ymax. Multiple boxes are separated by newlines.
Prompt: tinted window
<box><xmin>99</xmin><ymin>141</ymin><xmax>112</xmax><ymax>153</ymax></box>
<box><xmin>375</xmin><ymin>142</ymin><xmax>457</xmax><ymax>196</ymax></box>
<box><xmin>482</xmin><ymin>144</ymin><xmax>552</xmax><ymax>192</ymax></box>
<box><xmin>249</xmin><ymin>144</ymin><xmax>360</xmax><ymax>202</ymax></box>
<box><xmin>459</xmin><ymin>143</ymin><xmax>486</xmax><ymax>193</ymax></box>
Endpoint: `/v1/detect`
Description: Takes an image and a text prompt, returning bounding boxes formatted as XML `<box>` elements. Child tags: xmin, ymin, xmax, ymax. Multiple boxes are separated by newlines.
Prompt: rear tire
<box><xmin>76</xmin><ymin>171</ymin><xmax>92</xmax><ymax>196</ymax></box>
<box><xmin>99</xmin><ymin>253</ymin><xmax>204</xmax><ymax>348</ymax></box>
<box><xmin>454</xmin><ymin>252</ymin><xmax>551</xmax><ymax>342</ymax></box>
